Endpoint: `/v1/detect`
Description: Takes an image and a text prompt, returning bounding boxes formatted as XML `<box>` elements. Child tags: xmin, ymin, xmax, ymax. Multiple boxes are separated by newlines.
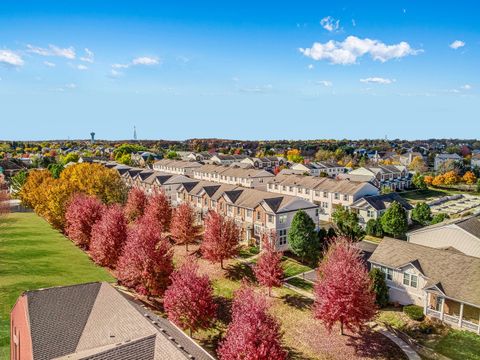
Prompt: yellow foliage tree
<box><xmin>432</xmin><ymin>174</ymin><xmax>445</xmax><ymax>186</ymax></box>
<box><xmin>462</xmin><ymin>171</ymin><xmax>477</xmax><ymax>185</ymax></box>
<box><xmin>424</xmin><ymin>175</ymin><xmax>434</xmax><ymax>186</ymax></box>
<box><xmin>408</xmin><ymin>156</ymin><xmax>427</xmax><ymax>173</ymax></box>
<box><xmin>443</xmin><ymin>171</ymin><xmax>459</xmax><ymax>186</ymax></box>
<box><xmin>287</xmin><ymin>149</ymin><xmax>304</xmax><ymax>163</ymax></box>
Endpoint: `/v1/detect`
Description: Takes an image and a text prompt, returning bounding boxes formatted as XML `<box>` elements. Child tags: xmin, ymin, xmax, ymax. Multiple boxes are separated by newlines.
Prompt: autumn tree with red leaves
<box><xmin>170</xmin><ymin>203</ymin><xmax>197</xmax><ymax>251</ymax></box>
<box><xmin>143</xmin><ymin>190</ymin><xmax>172</xmax><ymax>233</ymax></box>
<box><xmin>90</xmin><ymin>204</ymin><xmax>128</xmax><ymax>268</ymax></box>
<box><xmin>313</xmin><ymin>237</ymin><xmax>377</xmax><ymax>335</ymax></box>
<box><xmin>254</xmin><ymin>232</ymin><xmax>283</xmax><ymax>296</ymax></box>
<box><xmin>116</xmin><ymin>214</ymin><xmax>174</xmax><ymax>297</ymax></box>
<box><xmin>163</xmin><ymin>260</ymin><xmax>217</xmax><ymax>337</ymax></box>
<box><xmin>218</xmin><ymin>284</ymin><xmax>287</xmax><ymax>360</ymax></box>
<box><xmin>201</xmin><ymin>211</ymin><xmax>239</xmax><ymax>269</ymax></box>
<box><xmin>124</xmin><ymin>187</ymin><xmax>148</xmax><ymax>222</ymax></box>
<box><xmin>65</xmin><ymin>193</ymin><xmax>104</xmax><ymax>249</ymax></box>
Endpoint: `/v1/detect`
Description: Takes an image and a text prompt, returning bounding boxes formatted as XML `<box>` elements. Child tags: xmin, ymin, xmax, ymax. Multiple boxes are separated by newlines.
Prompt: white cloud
<box><xmin>43</xmin><ymin>61</ymin><xmax>56</xmax><ymax>67</ymax></box>
<box><xmin>109</xmin><ymin>69</ymin><xmax>123</xmax><ymax>78</ymax></box>
<box><xmin>299</xmin><ymin>36</ymin><xmax>421</xmax><ymax>65</ymax></box>
<box><xmin>27</xmin><ymin>44</ymin><xmax>76</xmax><ymax>59</ymax></box>
<box><xmin>80</xmin><ymin>48</ymin><xmax>94</xmax><ymax>63</ymax></box>
<box><xmin>307</xmin><ymin>64</ymin><xmax>314</xmax><ymax>70</ymax></box>
<box><xmin>112</xmin><ymin>63</ymin><xmax>129</xmax><ymax>69</ymax></box>
<box><xmin>131</xmin><ymin>56</ymin><xmax>159</xmax><ymax>65</ymax></box>
<box><xmin>320</xmin><ymin>16</ymin><xmax>340</xmax><ymax>32</ymax></box>
<box><xmin>239</xmin><ymin>84</ymin><xmax>273</xmax><ymax>93</ymax></box>
<box><xmin>360</xmin><ymin>77</ymin><xmax>395</xmax><ymax>84</ymax></box>
<box><xmin>449</xmin><ymin>40</ymin><xmax>465</xmax><ymax>49</ymax></box>
<box><xmin>65</xmin><ymin>83</ymin><xmax>77</xmax><ymax>89</ymax></box>
<box><xmin>76</xmin><ymin>64</ymin><xmax>88</xmax><ymax>70</ymax></box>
<box><xmin>316</xmin><ymin>80</ymin><xmax>332</xmax><ymax>87</ymax></box>
<box><xmin>0</xmin><ymin>49</ymin><xmax>24</xmax><ymax>67</ymax></box>
<box><xmin>461</xmin><ymin>84</ymin><xmax>472</xmax><ymax>90</ymax></box>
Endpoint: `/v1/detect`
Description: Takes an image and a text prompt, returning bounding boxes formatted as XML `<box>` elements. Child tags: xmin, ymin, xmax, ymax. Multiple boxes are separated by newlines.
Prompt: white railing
<box><xmin>426</xmin><ymin>308</ymin><xmax>440</xmax><ymax>319</ymax></box>
<box><xmin>462</xmin><ymin>320</ymin><xmax>479</xmax><ymax>332</ymax></box>
<box><xmin>443</xmin><ymin>314</ymin><xmax>459</xmax><ymax>325</ymax></box>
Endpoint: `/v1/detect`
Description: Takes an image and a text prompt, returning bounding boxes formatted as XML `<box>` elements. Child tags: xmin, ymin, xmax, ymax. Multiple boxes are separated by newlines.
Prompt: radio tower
<box><xmin>133</xmin><ymin>126</ymin><xmax>137</xmax><ymax>141</ymax></box>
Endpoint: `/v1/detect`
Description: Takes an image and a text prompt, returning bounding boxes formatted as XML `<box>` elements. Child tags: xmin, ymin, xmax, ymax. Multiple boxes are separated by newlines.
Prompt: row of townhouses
<box><xmin>289</xmin><ymin>161</ymin><xmax>347</xmax><ymax>177</ymax></box>
<box><xmin>191</xmin><ymin>164</ymin><xmax>274</xmax><ymax>189</ymax></box>
<box><xmin>340</xmin><ymin>165</ymin><xmax>411</xmax><ymax>191</ymax></box>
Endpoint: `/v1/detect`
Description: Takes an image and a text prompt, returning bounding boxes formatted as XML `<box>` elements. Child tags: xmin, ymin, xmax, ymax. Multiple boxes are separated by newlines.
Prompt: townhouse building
<box><xmin>240</xmin><ymin>156</ymin><xmax>286</xmax><ymax>170</ymax></box>
<box><xmin>176</xmin><ymin>180</ymin><xmax>319</xmax><ymax>251</ymax></box>
<box><xmin>290</xmin><ymin>162</ymin><xmax>346</xmax><ymax>177</ymax></box>
<box><xmin>369</xmin><ymin>238</ymin><xmax>480</xmax><ymax>334</ymax></box>
<box><xmin>266</xmin><ymin>174</ymin><xmax>379</xmax><ymax>222</ymax></box>
<box><xmin>210</xmin><ymin>154</ymin><xmax>248</xmax><ymax>165</ymax></box>
<box><xmin>153</xmin><ymin>159</ymin><xmax>203</xmax><ymax>175</ymax></box>
<box><xmin>471</xmin><ymin>154</ymin><xmax>480</xmax><ymax>169</ymax></box>
<box><xmin>346</xmin><ymin>165</ymin><xmax>411</xmax><ymax>191</ymax></box>
<box><xmin>191</xmin><ymin>164</ymin><xmax>275</xmax><ymax>189</ymax></box>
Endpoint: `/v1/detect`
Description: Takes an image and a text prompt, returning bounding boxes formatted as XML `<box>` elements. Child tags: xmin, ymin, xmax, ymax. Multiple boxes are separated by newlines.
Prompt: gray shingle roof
<box><xmin>350</xmin><ymin>193</ymin><xmax>413</xmax><ymax>211</ymax></box>
<box><xmin>369</xmin><ymin>238</ymin><xmax>480</xmax><ymax>305</ymax></box>
<box><xmin>21</xmin><ymin>282</ymin><xmax>214</xmax><ymax>360</ymax></box>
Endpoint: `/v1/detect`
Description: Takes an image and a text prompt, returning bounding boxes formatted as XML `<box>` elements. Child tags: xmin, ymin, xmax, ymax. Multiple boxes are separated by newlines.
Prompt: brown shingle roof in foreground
<box><xmin>369</xmin><ymin>238</ymin><xmax>480</xmax><ymax>306</ymax></box>
<box><xmin>20</xmin><ymin>282</ymin><xmax>214</xmax><ymax>360</ymax></box>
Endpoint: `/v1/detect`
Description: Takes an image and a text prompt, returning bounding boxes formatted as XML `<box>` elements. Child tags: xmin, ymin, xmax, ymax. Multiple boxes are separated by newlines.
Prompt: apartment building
<box><xmin>153</xmin><ymin>159</ymin><xmax>203</xmax><ymax>175</ymax></box>
<box><xmin>191</xmin><ymin>164</ymin><xmax>275</xmax><ymax>189</ymax></box>
<box><xmin>176</xmin><ymin>180</ymin><xmax>319</xmax><ymax>251</ymax></box>
<box><xmin>240</xmin><ymin>156</ymin><xmax>286</xmax><ymax>170</ymax></box>
<box><xmin>434</xmin><ymin>153</ymin><xmax>463</xmax><ymax>172</ymax></box>
<box><xmin>266</xmin><ymin>174</ymin><xmax>379</xmax><ymax>222</ymax></box>
<box><xmin>210</xmin><ymin>154</ymin><xmax>248</xmax><ymax>165</ymax></box>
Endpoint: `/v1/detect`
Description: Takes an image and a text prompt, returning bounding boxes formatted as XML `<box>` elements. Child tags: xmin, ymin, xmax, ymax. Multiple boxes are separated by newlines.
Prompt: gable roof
<box><xmin>407</xmin><ymin>215</ymin><xmax>480</xmax><ymax>239</ymax></box>
<box><xmin>369</xmin><ymin>238</ymin><xmax>480</xmax><ymax>306</ymax></box>
<box><xmin>350</xmin><ymin>193</ymin><xmax>413</xmax><ymax>211</ymax></box>
<box><xmin>20</xmin><ymin>282</ymin><xmax>214</xmax><ymax>360</ymax></box>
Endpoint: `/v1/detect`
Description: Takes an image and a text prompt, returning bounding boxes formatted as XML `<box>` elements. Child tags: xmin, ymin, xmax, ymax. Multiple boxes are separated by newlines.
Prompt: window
<box><xmin>323</xmin><ymin>191</ymin><xmax>328</xmax><ymax>198</ymax></box>
<box><xmin>278</xmin><ymin>229</ymin><xmax>287</xmax><ymax>245</ymax></box>
<box><xmin>211</xmin><ymin>200</ymin><xmax>217</xmax><ymax>208</ymax></box>
<box><xmin>343</xmin><ymin>194</ymin><xmax>348</xmax><ymax>201</ymax></box>
<box><xmin>237</xmin><ymin>207</ymin><xmax>241</xmax><ymax>215</ymax></box>
<box><xmin>257</xmin><ymin>211</ymin><xmax>261</xmax><ymax>220</ymax></box>
<box><xmin>305</xmin><ymin>189</ymin><xmax>310</xmax><ymax>195</ymax></box>
<box><xmin>367</xmin><ymin>210</ymin><xmax>374</xmax><ymax>218</ymax></box>
<box><xmin>246</xmin><ymin>209</ymin><xmax>252</xmax><ymax>217</ymax></box>
<box><xmin>378</xmin><ymin>266</ymin><xmax>393</xmax><ymax>281</ymax></box>
<box><xmin>334</xmin><ymin>193</ymin><xmax>340</xmax><ymax>200</ymax></box>
<box><xmin>279</xmin><ymin>214</ymin><xmax>287</xmax><ymax>224</ymax></box>
<box><xmin>274</xmin><ymin>184</ymin><xmax>278</xmax><ymax>190</ymax></box>
<box><xmin>314</xmin><ymin>190</ymin><xmax>320</xmax><ymax>197</ymax></box>
<box><xmin>268</xmin><ymin>214</ymin><xmax>274</xmax><ymax>223</ymax></box>
<box><xmin>289</xmin><ymin>186</ymin><xmax>293</xmax><ymax>192</ymax></box>
<box><xmin>410</xmin><ymin>274</ymin><xmax>418</xmax><ymax>288</ymax></box>
<box><xmin>403</xmin><ymin>273</ymin><xmax>410</xmax><ymax>286</ymax></box>
<box><xmin>254</xmin><ymin>224</ymin><xmax>261</xmax><ymax>236</ymax></box>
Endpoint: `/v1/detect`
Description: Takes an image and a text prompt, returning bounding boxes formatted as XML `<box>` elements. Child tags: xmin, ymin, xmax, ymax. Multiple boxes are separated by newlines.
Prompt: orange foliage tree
<box><xmin>443</xmin><ymin>171</ymin><xmax>459</xmax><ymax>186</ymax></box>
<box><xmin>463</xmin><ymin>171</ymin><xmax>477</xmax><ymax>185</ymax></box>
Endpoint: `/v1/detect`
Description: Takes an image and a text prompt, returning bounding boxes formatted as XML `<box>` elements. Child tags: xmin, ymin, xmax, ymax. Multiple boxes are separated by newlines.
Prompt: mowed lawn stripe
<box><xmin>0</xmin><ymin>212</ymin><xmax>114</xmax><ymax>358</ymax></box>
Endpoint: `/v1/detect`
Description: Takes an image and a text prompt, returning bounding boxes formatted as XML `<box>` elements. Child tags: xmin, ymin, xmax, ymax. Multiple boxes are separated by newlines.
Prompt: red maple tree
<box><xmin>143</xmin><ymin>190</ymin><xmax>172</xmax><ymax>233</ymax></box>
<box><xmin>254</xmin><ymin>232</ymin><xmax>283</xmax><ymax>296</ymax></box>
<box><xmin>170</xmin><ymin>203</ymin><xmax>197</xmax><ymax>251</ymax></box>
<box><xmin>201</xmin><ymin>211</ymin><xmax>239</xmax><ymax>269</ymax></box>
<box><xmin>124</xmin><ymin>187</ymin><xmax>148</xmax><ymax>222</ymax></box>
<box><xmin>116</xmin><ymin>214</ymin><xmax>174</xmax><ymax>297</ymax></box>
<box><xmin>163</xmin><ymin>260</ymin><xmax>217</xmax><ymax>337</ymax></box>
<box><xmin>218</xmin><ymin>284</ymin><xmax>287</xmax><ymax>360</ymax></box>
<box><xmin>90</xmin><ymin>204</ymin><xmax>128</xmax><ymax>268</ymax></box>
<box><xmin>313</xmin><ymin>237</ymin><xmax>377</xmax><ymax>335</ymax></box>
<box><xmin>65</xmin><ymin>193</ymin><xmax>104</xmax><ymax>249</ymax></box>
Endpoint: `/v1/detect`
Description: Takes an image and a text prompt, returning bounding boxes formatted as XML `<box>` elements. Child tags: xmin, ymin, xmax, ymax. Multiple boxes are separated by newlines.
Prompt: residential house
<box><xmin>350</xmin><ymin>193</ymin><xmax>413</xmax><ymax>226</ymax></box>
<box><xmin>266</xmin><ymin>174</ymin><xmax>379</xmax><ymax>222</ymax></box>
<box><xmin>186</xmin><ymin>152</ymin><xmax>214</xmax><ymax>162</ymax></box>
<box><xmin>346</xmin><ymin>165</ymin><xmax>411</xmax><ymax>191</ymax></box>
<box><xmin>369</xmin><ymin>238</ymin><xmax>480</xmax><ymax>334</ymax></box>
<box><xmin>10</xmin><ymin>282</ymin><xmax>214</xmax><ymax>360</ymax></box>
<box><xmin>131</xmin><ymin>151</ymin><xmax>161</xmax><ymax>166</ymax></box>
<box><xmin>407</xmin><ymin>216</ymin><xmax>480</xmax><ymax>258</ymax></box>
<box><xmin>399</xmin><ymin>152</ymin><xmax>424</xmax><ymax>166</ymax></box>
<box><xmin>191</xmin><ymin>164</ymin><xmax>275</xmax><ymax>189</ymax></box>
<box><xmin>176</xmin><ymin>180</ymin><xmax>319</xmax><ymax>251</ymax></box>
<box><xmin>434</xmin><ymin>153</ymin><xmax>463</xmax><ymax>172</ymax></box>
<box><xmin>153</xmin><ymin>159</ymin><xmax>202</xmax><ymax>176</ymax></box>
<box><xmin>471</xmin><ymin>154</ymin><xmax>480</xmax><ymax>169</ymax></box>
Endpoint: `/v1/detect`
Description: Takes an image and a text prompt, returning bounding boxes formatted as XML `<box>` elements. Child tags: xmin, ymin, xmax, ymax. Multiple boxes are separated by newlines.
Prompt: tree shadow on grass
<box><xmin>345</xmin><ymin>328</ymin><xmax>408</xmax><ymax>360</ymax></box>
<box><xmin>225</xmin><ymin>262</ymin><xmax>255</xmax><ymax>282</ymax></box>
<box><xmin>284</xmin><ymin>346</ymin><xmax>316</xmax><ymax>360</ymax></box>
<box><xmin>281</xmin><ymin>293</ymin><xmax>313</xmax><ymax>310</ymax></box>
<box><xmin>214</xmin><ymin>295</ymin><xmax>233</xmax><ymax>325</ymax></box>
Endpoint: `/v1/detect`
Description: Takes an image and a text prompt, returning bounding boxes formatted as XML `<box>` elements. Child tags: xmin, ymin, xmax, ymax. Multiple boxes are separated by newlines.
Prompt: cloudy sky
<box><xmin>0</xmin><ymin>0</ymin><xmax>478</xmax><ymax>140</ymax></box>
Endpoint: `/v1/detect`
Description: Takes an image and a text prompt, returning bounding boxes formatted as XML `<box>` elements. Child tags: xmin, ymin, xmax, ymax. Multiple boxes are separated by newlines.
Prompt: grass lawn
<box><xmin>363</xmin><ymin>235</ymin><xmax>383</xmax><ymax>244</ymax></box>
<box><xmin>286</xmin><ymin>277</ymin><xmax>314</xmax><ymax>292</ymax></box>
<box><xmin>0</xmin><ymin>212</ymin><xmax>114</xmax><ymax>358</ymax></box>
<box><xmin>432</xmin><ymin>330</ymin><xmax>480</xmax><ymax>360</ymax></box>
<box><xmin>282</xmin><ymin>257</ymin><xmax>313</xmax><ymax>278</ymax></box>
<box><xmin>237</xmin><ymin>245</ymin><xmax>260</xmax><ymax>259</ymax></box>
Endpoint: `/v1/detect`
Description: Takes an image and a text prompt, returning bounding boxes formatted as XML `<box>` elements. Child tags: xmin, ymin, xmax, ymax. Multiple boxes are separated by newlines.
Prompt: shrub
<box><xmin>403</xmin><ymin>304</ymin><xmax>425</xmax><ymax>321</ymax></box>
<box><xmin>366</xmin><ymin>218</ymin><xmax>384</xmax><ymax>237</ymax></box>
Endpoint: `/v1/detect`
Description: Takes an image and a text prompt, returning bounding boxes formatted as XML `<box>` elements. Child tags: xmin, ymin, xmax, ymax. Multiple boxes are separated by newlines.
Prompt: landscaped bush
<box><xmin>403</xmin><ymin>305</ymin><xmax>425</xmax><ymax>321</ymax></box>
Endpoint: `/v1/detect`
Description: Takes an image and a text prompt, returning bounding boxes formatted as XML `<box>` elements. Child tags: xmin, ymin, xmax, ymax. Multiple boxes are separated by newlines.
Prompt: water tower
<box><xmin>90</xmin><ymin>132</ymin><xmax>95</xmax><ymax>144</ymax></box>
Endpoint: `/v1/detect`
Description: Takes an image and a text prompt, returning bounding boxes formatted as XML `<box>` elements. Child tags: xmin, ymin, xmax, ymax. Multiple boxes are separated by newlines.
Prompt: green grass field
<box><xmin>0</xmin><ymin>212</ymin><xmax>114</xmax><ymax>359</ymax></box>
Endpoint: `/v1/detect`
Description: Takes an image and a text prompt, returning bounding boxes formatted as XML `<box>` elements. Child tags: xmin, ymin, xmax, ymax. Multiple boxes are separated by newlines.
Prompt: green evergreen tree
<box><xmin>411</xmin><ymin>202</ymin><xmax>432</xmax><ymax>225</ymax></box>
<box><xmin>332</xmin><ymin>207</ymin><xmax>365</xmax><ymax>241</ymax></box>
<box><xmin>287</xmin><ymin>210</ymin><xmax>318</xmax><ymax>264</ymax></box>
<box><xmin>380</xmin><ymin>201</ymin><xmax>408</xmax><ymax>238</ymax></box>
<box><xmin>365</xmin><ymin>218</ymin><xmax>383</xmax><ymax>237</ymax></box>
<box><xmin>369</xmin><ymin>268</ymin><xmax>389</xmax><ymax>308</ymax></box>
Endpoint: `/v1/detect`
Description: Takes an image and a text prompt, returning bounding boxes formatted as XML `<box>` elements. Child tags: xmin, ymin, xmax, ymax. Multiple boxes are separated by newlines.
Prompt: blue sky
<box><xmin>0</xmin><ymin>1</ymin><xmax>478</xmax><ymax>140</ymax></box>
